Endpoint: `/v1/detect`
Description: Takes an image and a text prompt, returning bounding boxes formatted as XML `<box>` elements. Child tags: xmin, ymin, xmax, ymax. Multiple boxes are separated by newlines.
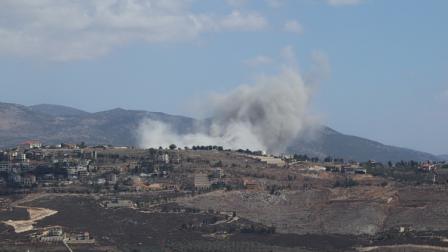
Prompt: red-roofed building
<box><xmin>21</xmin><ymin>140</ymin><xmax>42</xmax><ymax>149</ymax></box>
<box><xmin>419</xmin><ymin>162</ymin><xmax>435</xmax><ymax>172</ymax></box>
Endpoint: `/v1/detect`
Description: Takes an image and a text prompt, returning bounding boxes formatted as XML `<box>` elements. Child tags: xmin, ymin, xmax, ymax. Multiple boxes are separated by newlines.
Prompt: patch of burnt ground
<box><xmin>19</xmin><ymin>195</ymin><xmax>367</xmax><ymax>251</ymax></box>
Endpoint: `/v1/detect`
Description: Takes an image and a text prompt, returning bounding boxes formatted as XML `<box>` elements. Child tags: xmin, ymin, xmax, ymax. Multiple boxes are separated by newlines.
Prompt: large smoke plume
<box><xmin>137</xmin><ymin>50</ymin><xmax>323</xmax><ymax>154</ymax></box>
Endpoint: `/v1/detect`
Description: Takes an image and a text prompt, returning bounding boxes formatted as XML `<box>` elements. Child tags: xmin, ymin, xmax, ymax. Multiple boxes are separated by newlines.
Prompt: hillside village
<box><xmin>0</xmin><ymin>140</ymin><xmax>446</xmax><ymax>194</ymax></box>
<box><xmin>1</xmin><ymin>140</ymin><xmax>448</xmax><ymax>251</ymax></box>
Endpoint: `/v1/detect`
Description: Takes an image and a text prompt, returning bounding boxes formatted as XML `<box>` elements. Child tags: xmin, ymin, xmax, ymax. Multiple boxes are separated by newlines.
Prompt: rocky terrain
<box><xmin>176</xmin><ymin>184</ymin><xmax>448</xmax><ymax>236</ymax></box>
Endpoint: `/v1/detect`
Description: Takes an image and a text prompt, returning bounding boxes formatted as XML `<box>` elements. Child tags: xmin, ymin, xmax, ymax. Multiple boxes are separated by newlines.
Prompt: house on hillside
<box><xmin>22</xmin><ymin>174</ymin><xmax>37</xmax><ymax>187</ymax></box>
<box><xmin>213</xmin><ymin>168</ymin><xmax>224</xmax><ymax>179</ymax></box>
<box><xmin>419</xmin><ymin>162</ymin><xmax>436</xmax><ymax>172</ymax></box>
<box><xmin>20</xmin><ymin>140</ymin><xmax>42</xmax><ymax>149</ymax></box>
<box><xmin>194</xmin><ymin>173</ymin><xmax>210</xmax><ymax>190</ymax></box>
<box><xmin>0</xmin><ymin>162</ymin><xmax>9</xmax><ymax>173</ymax></box>
<box><xmin>354</xmin><ymin>168</ymin><xmax>367</xmax><ymax>174</ymax></box>
<box><xmin>243</xmin><ymin>179</ymin><xmax>259</xmax><ymax>191</ymax></box>
<box><xmin>103</xmin><ymin>199</ymin><xmax>134</xmax><ymax>208</ymax></box>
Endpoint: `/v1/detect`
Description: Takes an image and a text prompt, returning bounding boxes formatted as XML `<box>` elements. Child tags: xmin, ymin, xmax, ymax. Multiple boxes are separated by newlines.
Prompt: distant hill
<box><xmin>0</xmin><ymin>102</ymin><xmax>195</xmax><ymax>147</ymax></box>
<box><xmin>0</xmin><ymin>102</ymin><xmax>439</xmax><ymax>162</ymax></box>
<box><xmin>29</xmin><ymin>104</ymin><xmax>90</xmax><ymax>117</ymax></box>
<box><xmin>287</xmin><ymin>127</ymin><xmax>438</xmax><ymax>162</ymax></box>
<box><xmin>438</xmin><ymin>155</ymin><xmax>448</xmax><ymax>161</ymax></box>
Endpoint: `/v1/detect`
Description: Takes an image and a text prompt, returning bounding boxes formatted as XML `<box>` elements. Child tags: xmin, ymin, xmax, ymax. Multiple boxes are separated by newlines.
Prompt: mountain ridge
<box><xmin>0</xmin><ymin>102</ymin><xmax>439</xmax><ymax>162</ymax></box>
<box><xmin>29</xmin><ymin>104</ymin><xmax>90</xmax><ymax>117</ymax></box>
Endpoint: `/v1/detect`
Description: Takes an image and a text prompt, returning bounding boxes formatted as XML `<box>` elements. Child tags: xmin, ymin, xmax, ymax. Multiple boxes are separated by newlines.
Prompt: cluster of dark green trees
<box><xmin>191</xmin><ymin>145</ymin><xmax>224</xmax><ymax>151</ymax></box>
<box><xmin>292</xmin><ymin>154</ymin><xmax>345</xmax><ymax>163</ymax></box>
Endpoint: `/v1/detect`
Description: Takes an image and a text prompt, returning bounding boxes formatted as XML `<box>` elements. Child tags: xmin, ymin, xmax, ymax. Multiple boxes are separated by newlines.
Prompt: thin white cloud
<box><xmin>283</xmin><ymin>20</ymin><xmax>304</xmax><ymax>34</ymax></box>
<box><xmin>226</xmin><ymin>0</ymin><xmax>286</xmax><ymax>9</ymax></box>
<box><xmin>326</xmin><ymin>0</ymin><xmax>364</xmax><ymax>6</ymax></box>
<box><xmin>244</xmin><ymin>55</ymin><xmax>273</xmax><ymax>67</ymax></box>
<box><xmin>0</xmin><ymin>0</ymin><xmax>268</xmax><ymax>61</ymax></box>
<box><xmin>265</xmin><ymin>0</ymin><xmax>285</xmax><ymax>8</ymax></box>
<box><xmin>218</xmin><ymin>11</ymin><xmax>267</xmax><ymax>31</ymax></box>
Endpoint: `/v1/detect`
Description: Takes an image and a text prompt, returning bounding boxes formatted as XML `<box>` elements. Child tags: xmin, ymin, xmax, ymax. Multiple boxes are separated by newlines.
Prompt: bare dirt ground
<box><xmin>358</xmin><ymin>244</ymin><xmax>448</xmax><ymax>252</ymax></box>
<box><xmin>383</xmin><ymin>186</ymin><xmax>448</xmax><ymax>232</ymax></box>
<box><xmin>2</xmin><ymin>185</ymin><xmax>448</xmax><ymax>251</ymax></box>
<box><xmin>177</xmin><ymin>185</ymin><xmax>397</xmax><ymax>236</ymax></box>
<box><xmin>3</xmin><ymin>206</ymin><xmax>58</xmax><ymax>233</ymax></box>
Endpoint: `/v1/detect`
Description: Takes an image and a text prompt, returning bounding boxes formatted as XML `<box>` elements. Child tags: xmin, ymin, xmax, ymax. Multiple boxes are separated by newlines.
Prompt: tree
<box><xmin>169</xmin><ymin>144</ymin><xmax>177</xmax><ymax>150</ymax></box>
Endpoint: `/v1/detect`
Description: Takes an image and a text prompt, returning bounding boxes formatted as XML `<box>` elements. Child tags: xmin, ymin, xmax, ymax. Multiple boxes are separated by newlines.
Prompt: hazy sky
<box><xmin>0</xmin><ymin>0</ymin><xmax>447</xmax><ymax>154</ymax></box>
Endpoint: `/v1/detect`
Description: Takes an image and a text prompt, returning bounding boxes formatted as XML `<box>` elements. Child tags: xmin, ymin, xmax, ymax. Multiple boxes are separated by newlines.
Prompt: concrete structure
<box><xmin>48</xmin><ymin>226</ymin><xmax>63</xmax><ymax>236</ymax></box>
<box><xmin>308</xmin><ymin>166</ymin><xmax>327</xmax><ymax>172</ymax></box>
<box><xmin>21</xmin><ymin>140</ymin><xmax>42</xmax><ymax>149</ymax></box>
<box><xmin>9</xmin><ymin>174</ymin><xmax>22</xmax><ymax>184</ymax></box>
<box><xmin>66</xmin><ymin>232</ymin><xmax>95</xmax><ymax>244</ymax></box>
<box><xmin>67</xmin><ymin>165</ymin><xmax>88</xmax><ymax>180</ymax></box>
<box><xmin>257</xmin><ymin>155</ymin><xmax>286</xmax><ymax>167</ymax></box>
<box><xmin>104</xmin><ymin>199</ymin><xmax>134</xmax><ymax>208</ymax></box>
<box><xmin>34</xmin><ymin>226</ymin><xmax>65</xmax><ymax>243</ymax></box>
<box><xmin>39</xmin><ymin>235</ymin><xmax>65</xmax><ymax>243</ymax></box>
<box><xmin>194</xmin><ymin>173</ymin><xmax>210</xmax><ymax>190</ymax></box>
<box><xmin>355</xmin><ymin>168</ymin><xmax>367</xmax><ymax>174</ymax></box>
<box><xmin>148</xmin><ymin>183</ymin><xmax>163</xmax><ymax>190</ymax></box>
<box><xmin>213</xmin><ymin>168</ymin><xmax>224</xmax><ymax>178</ymax></box>
<box><xmin>106</xmin><ymin>173</ymin><xmax>117</xmax><ymax>185</ymax></box>
<box><xmin>0</xmin><ymin>162</ymin><xmax>9</xmax><ymax>172</ymax></box>
<box><xmin>17</xmin><ymin>153</ymin><xmax>27</xmax><ymax>161</ymax></box>
<box><xmin>420</xmin><ymin>162</ymin><xmax>436</xmax><ymax>172</ymax></box>
<box><xmin>96</xmin><ymin>178</ymin><xmax>106</xmax><ymax>185</ymax></box>
<box><xmin>91</xmin><ymin>151</ymin><xmax>97</xmax><ymax>160</ymax></box>
<box><xmin>22</xmin><ymin>174</ymin><xmax>36</xmax><ymax>187</ymax></box>
<box><xmin>157</xmin><ymin>153</ymin><xmax>170</xmax><ymax>164</ymax></box>
<box><xmin>78</xmin><ymin>170</ymin><xmax>89</xmax><ymax>181</ymax></box>
<box><xmin>243</xmin><ymin>179</ymin><xmax>259</xmax><ymax>190</ymax></box>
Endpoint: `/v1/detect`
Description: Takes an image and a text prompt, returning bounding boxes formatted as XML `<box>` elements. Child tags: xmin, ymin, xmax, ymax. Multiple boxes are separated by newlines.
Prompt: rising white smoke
<box><xmin>137</xmin><ymin>51</ymin><xmax>320</xmax><ymax>154</ymax></box>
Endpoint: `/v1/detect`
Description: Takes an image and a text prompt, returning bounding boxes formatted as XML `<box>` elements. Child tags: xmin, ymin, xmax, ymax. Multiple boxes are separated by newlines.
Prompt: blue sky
<box><xmin>0</xmin><ymin>0</ymin><xmax>447</xmax><ymax>154</ymax></box>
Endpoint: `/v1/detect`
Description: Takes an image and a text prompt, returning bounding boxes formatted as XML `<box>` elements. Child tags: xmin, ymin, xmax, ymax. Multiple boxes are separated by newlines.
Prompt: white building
<box><xmin>21</xmin><ymin>140</ymin><xmax>42</xmax><ymax>149</ymax></box>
